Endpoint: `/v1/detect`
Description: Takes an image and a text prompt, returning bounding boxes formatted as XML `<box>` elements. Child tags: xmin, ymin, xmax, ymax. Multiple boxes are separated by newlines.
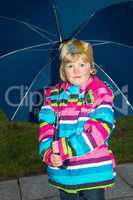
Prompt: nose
<box><xmin>73</xmin><ymin>66</ymin><xmax>80</xmax><ymax>75</ymax></box>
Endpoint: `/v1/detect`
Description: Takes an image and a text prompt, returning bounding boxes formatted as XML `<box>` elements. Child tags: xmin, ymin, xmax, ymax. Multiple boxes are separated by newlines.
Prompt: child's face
<box><xmin>64</xmin><ymin>56</ymin><xmax>92</xmax><ymax>86</ymax></box>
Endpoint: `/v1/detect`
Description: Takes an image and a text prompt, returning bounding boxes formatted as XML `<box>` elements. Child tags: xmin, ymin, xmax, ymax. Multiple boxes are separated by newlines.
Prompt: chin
<box><xmin>71</xmin><ymin>81</ymin><xmax>82</xmax><ymax>85</ymax></box>
<box><xmin>69</xmin><ymin>78</ymin><xmax>86</xmax><ymax>85</ymax></box>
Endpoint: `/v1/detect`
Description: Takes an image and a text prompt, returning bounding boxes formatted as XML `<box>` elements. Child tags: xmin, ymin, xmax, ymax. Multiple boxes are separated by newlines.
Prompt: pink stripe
<box><xmin>45</xmin><ymin>88</ymin><xmax>51</xmax><ymax>96</ymax></box>
<box><xmin>39</xmin><ymin>131</ymin><xmax>53</xmax><ymax>141</ymax></box>
<box><xmin>44</xmin><ymin>148</ymin><xmax>53</xmax><ymax>165</ymax></box>
<box><xmin>86</xmin><ymin>132</ymin><xmax>98</xmax><ymax>148</ymax></box>
<box><xmin>53</xmin><ymin>105</ymin><xmax>67</xmax><ymax>111</ymax></box>
<box><xmin>98</xmin><ymin>122</ymin><xmax>109</xmax><ymax>139</ymax></box>
<box><xmin>93</xmin><ymin>95</ymin><xmax>113</xmax><ymax>108</ymax></box>
<box><xmin>61</xmin><ymin>115</ymin><xmax>78</xmax><ymax>120</ymax></box>
<box><xmin>53</xmin><ymin>104</ymin><xmax>92</xmax><ymax>111</ymax></box>
<box><xmin>109</xmin><ymin>151</ymin><xmax>116</xmax><ymax>169</ymax></box>
<box><xmin>40</xmin><ymin>124</ymin><xmax>53</xmax><ymax>133</ymax></box>
<box><xmin>90</xmin><ymin>125</ymin><xmax>105</xmax><ymax>146</ymax></box>
<box><xmin>98</xmin><ymin>87</ymin><xmax>107</xmax><ymax>94</ymax></box>
<box><xmin>85</xmin><ymin>120</ymin><xmax>108</xmax><ymax>139</ymax></box>
<box><xmin>62</xmin><ymin>109</ymin><xmax>79</xmax><ymax>116</ymax></box>
<box><xmin>58</xmin><ymin>139</ymin><xmax>65</xmax><ymax>157</ymax></box>
<box><xmin>69</xmin><ymin>155</ymin><xmax>111</xmax><ymax>166</ymax></box>
<box><xmin>70</xmin><ymin>145</ymin><xmax>109</xmax><ymax>162</ymax></box>
<box><xmin>58</xmin><ymin>139</ymin><xmax>68</xmax><ymax>161</ymax></box>
<box><xmin>85</xmin><ymin>122</ymin><xmax>108</xmax><ymax>148</ymax></box>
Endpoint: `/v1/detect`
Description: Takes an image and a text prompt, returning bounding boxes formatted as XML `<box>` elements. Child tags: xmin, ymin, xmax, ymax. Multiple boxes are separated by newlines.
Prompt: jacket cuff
<box><xmin>57</xmin><ymin>138</ymin><xmax>72</xmax><ymax>161</ymax></box>
<box><xmin>43</xmin><ymin>148</ymin><xmax>53</xmax><ymax>165</ymax></box>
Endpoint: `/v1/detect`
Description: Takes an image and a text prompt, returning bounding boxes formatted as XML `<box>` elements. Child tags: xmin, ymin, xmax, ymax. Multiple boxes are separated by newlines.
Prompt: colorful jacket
<box><xmin>38</xmin><ymin>75</ymin><xmax>116</xmax><ymax>193</ymax></box>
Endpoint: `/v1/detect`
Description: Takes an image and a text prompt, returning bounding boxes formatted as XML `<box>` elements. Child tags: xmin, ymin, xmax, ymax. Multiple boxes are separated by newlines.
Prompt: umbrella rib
<box><xmin>22</xmin><ymin>22</ymin><xmax>54</xmax><ymax>42</ymax></box>
<box><xmin>11</xmin><ymin>54</ymin><xmax>58</xmax><ymax>120</ymax></box>
<box><xmin>51</xmin><ymin>1</ymin><xmax>63</xmax><ymax>42</ymax></box>
<box><xmin>27</xmin><ymin>48</ymin><xmax>58</xmax><ymax>52</ymax></box>
<box><xmin>25</xmin><ymin>23</ymin><xmax>57</xmax><ymax>37</ymax></box>
<box><xmin>95</xmin><ymin>62</ymin><xmax>133</xmax><ymax>113</ymax></box>
<box><xmin>106</xmin><ymin>40</ymin><xmax>133</xmax><ymax>49</ymax></box>
<box><xmin>72</xmin><ymin>12</ymin><xmax>95</xmax><ymax>39</ymax></box>
<box><xmin>72</xmin><ymin>1</ymin><xmax>133</xmax><ymax>41</ymax></box>
<box><xmin>86</xmin><ymin>39</ymin><xmax>133</xmax><ymax>49</ymax></box>
<box><xmin>0</xmin><ymin>41</ymin><xmax>59</xmax><ymax>60</ymax></box>
<box><xmin>92</xmin><ymin>41</ymin><xmax>111</xmax><ymax>46</ymax></box>
<box><xmin>0</xmin><ymin>16</ymin><xmax>57</xmax><ymax>42</ymax></box>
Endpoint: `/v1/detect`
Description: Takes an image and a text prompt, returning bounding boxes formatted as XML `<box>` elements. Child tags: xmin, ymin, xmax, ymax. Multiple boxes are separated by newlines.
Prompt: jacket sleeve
<box><xmin>38</xmin><ymin>88</ymin><xmax>56</xmax><ymax>165</ymax></box>
<box><xmin>56</xmin><ymin>85</ymin><xmax>115</xmax><ymax>159</ymax></box>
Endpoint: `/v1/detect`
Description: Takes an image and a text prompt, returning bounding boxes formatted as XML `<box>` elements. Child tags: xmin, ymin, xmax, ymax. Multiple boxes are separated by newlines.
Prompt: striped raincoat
<box><xmin>38</xmin><ymin>75</ymin><xmax>116</xmax><ymax>193</ymax></box>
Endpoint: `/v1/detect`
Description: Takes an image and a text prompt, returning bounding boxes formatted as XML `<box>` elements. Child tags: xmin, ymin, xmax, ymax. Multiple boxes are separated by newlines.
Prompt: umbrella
<box><xmin>0</xmin><ymin>0</ymin><xmax>133</xmax><ymax>121</ymax></box>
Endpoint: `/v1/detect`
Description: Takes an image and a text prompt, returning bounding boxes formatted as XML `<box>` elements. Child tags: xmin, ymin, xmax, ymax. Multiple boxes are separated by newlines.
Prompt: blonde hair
<box><xmin>59</xmin><ymin>39</ymin><xmax>96</xmax><ymax>81</ymax></box>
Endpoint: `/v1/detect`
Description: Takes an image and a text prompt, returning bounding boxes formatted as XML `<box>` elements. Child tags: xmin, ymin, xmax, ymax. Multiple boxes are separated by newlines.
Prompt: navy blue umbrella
<box><xmin>0</xmin><ymin>0</ymin><xmax>133</xmax><ymax>121</ymax></box>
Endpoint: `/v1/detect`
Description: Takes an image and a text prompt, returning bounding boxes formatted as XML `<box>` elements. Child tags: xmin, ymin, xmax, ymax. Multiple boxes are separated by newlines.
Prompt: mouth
<box><xmin>73</xmin><ymin>76</ymin><xmax>81</xmax><ymax>78</ymax></box>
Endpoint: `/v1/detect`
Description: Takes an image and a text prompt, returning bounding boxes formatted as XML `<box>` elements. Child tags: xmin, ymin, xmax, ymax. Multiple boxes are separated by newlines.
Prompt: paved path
<box><xmin>0</xmin><ymin>163</ymin><xmax>133</xmax><ymax>200</ymax></box>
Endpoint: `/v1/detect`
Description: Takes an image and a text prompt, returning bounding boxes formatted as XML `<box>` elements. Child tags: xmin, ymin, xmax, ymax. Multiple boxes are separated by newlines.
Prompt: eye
<box><xmin>65</xmin><ymin>64</ymin><xmax>73</xmax><ymax>68</ymax></box>
<box><xmin>80</xmin><ymin>63</ymin><xmax>85</xmax><ymax>67</ymax></box>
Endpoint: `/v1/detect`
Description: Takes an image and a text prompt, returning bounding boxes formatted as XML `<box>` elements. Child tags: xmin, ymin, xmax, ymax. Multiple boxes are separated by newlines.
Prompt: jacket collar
<box><xmin>61</xmin><ymin>75</ymin><xmax>95</xmax><ymax>94</ymax></box>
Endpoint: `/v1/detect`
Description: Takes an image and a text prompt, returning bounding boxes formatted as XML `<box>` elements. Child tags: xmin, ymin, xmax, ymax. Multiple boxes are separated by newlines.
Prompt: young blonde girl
<box><xmin>38</xmin><ymin>39</ymin><xmax>116</xmax><ymax>200</ymax></box>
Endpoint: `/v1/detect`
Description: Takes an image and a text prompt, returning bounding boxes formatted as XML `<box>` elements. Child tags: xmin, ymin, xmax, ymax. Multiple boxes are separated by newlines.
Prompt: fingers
<box><xmin>51</xmin><ymin>154</ymin><xmax>63</xmax><ymax>167</ymax></box>
<box><xmin>52</xmin><ymin>141</ymin><xmax>59</xmax><ymax>154</ymax></box>
<box><xmin>51</xmin><ymin>142</ymin><xmax>62</xmax><ymax>167</ymax></box>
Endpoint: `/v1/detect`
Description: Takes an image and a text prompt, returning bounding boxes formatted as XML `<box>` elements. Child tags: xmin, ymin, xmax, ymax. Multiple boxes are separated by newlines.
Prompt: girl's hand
<box><xmin>50</xmin><ymin>154</ymin><xmax>63</xmax><ymax>167</ymax></box>
<box><xmin>52</xmin><ymin>141</ymin><xmax>59</xmax><ymax>154</ymax></box>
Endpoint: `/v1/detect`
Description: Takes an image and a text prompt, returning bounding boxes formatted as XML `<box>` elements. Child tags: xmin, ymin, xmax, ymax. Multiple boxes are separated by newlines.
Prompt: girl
<box><xmin>38</xmin><ymin>39</ymin><xmax>116</xmax><ymax>200</ymax></box>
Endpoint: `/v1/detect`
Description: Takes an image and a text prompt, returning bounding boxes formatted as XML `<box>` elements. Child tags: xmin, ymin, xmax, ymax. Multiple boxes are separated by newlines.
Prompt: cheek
<box><xmin>64</xmin><ymin>68</ymin><xmax>72</xmax><ymax>79</ymax></box>
<box><xmin>82</xmin><ymin>66</ymin><xmax>91</xmax><ymax>74</ymax></box>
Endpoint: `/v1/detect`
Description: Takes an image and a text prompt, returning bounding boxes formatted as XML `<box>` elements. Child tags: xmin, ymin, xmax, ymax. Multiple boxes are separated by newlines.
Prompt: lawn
<box><xmin>0</xmin><ymin>110</ymin><xmax>133</xmax><ymax>181</ymax></box>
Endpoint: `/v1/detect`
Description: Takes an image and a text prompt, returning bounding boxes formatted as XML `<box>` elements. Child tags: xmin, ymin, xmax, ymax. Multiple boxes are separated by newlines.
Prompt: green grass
<box><xmin>110</xmin><ymin>116</ymin><xmax>133</xmax><ymax>164</ymax></box>
<box><xmin>0</xmin><ymin>110</ymin><xmax>45</xmax><ymax>181</ymax></box>
<box><xmin>0</xmin><ymin>110</ymin><xmax>133</xmax><ymax>181</ymax></box>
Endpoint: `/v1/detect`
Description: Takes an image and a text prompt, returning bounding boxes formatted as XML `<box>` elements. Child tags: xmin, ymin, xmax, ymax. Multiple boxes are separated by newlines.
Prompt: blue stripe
<box><xmin>59</xmin><ymin>129</ymin><xmax>75</xmax><ymax>137</ymax></box>
<box><xmin>50</xmin><ymin>171</ymin><xmax>113</xmax><ymax>185</ymax></box>
<box><xmin>59</xmin><ymin>90</ymin><xmax>69</xmax><ymax>99</ymax></box>
<box><xmin>59</xmin><ymin>121</ymin><xmax>86</xmax><ymax>131</ymax></box>
<box><xmin>48</xmin><ymin>163</ymin><xmax>112</xmax><ymax>176</ymax></box>
<box><xmin>39</xmin><ymin>139</ymin><xmax>52</xmax><ymax>155</ymax></box>
<box><xmin>39</xmin><ymin>108</ymin><xmax>56</xmax><ymax>124</ymax></box>
<box><xmin>58</xmin><ymin>122</ymin><xmax>85</xmax><ymax>138</ymax></box>
<box><xmin>48</xmin><ymin>164</ymin><xmax>113</xmax><ymax>185</ymax></box>
<box><xmin>59</xmin><ymin>123</ymin><xmax>77</xmax><ymax>130</ymax></box>
<box><xmin>50</xmin><ymin>95</ymin><xmax>58</xmax><ymax>100</ymax></box>
<box><xmin>68</xmin><ymin>133</ymin><xmax>91</xmax><ymax>155</ymax></box>
<box><xmin>76</xmin><ymin>121</ymin><xmax>86</xmax><ymax>130</ymax></box>
<box><xmin>89</xmin><ymin>107</ymin><xmax>114</xmax><ymax>125</ymax></box>
<box><xmin>69</xmin><ymin>85</ymin><xmax>79</xmax><ymax>94</ymax></box>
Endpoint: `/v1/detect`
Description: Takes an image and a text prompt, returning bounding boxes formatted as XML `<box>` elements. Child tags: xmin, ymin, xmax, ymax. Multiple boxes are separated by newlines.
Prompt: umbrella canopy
<box><xmin>0</xmin><ymin>0</ymin><xmax>133</xmax><ymax>121</ymax></box>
